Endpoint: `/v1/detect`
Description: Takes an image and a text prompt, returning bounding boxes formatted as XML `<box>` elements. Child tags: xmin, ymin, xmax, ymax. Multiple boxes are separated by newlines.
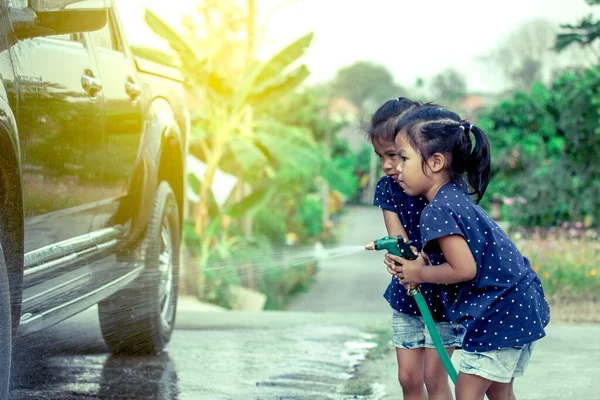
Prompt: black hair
<box><xmin>367</xmin><ymin>97</ymin><xmax>426</xmax><ymax>144</ymax></box>
<box><xmin>395</xmin><ymin>106</ymin><xmax>491</xmax><ymax>203</ymax></box>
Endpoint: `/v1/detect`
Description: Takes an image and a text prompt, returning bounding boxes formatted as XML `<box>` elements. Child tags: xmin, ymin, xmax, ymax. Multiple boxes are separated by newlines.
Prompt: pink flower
<box><xmin>503</xmin><ymin>197</ymin><xmax>515</xmax><ymax>206</ymax></box>
<box><xmin>569</xmin><ymin>228</ymin><xmax>578</xmax><ymax>237</ymax></box>
<box><xmin>517</xmin><ymin>196</ymin><xmax>527</xmax><ymax>204</ymax></box>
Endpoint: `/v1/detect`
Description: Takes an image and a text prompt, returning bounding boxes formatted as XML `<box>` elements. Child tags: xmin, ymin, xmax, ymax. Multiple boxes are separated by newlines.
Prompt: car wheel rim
<box><xmin>159</xmin><ymin>216</ymin><xmax>175</xmax><ymax>332</ymax></box>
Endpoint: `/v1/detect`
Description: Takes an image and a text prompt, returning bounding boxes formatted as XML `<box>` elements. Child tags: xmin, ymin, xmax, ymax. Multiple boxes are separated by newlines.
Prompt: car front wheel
<box><xmin>0</xmin><ymin>244</ymin><xmax>12</xmax><ymax>398</ymax></box>
<box><xmin>98</xmin><ymin>181</ymin><xmax>180</xmax><ymax>355</ymax></box>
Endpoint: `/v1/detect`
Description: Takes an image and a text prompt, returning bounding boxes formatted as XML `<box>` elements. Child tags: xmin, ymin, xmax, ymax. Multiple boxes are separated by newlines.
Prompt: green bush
<box><xmin>259</xmin><ymin>259</ymin><xmax>318</xmax><ymax>310</ymax></box>
<box><xmin>478</xmin><ymin>66</ymin><xmax>600</xmax><ymax>227</ymax></box>
<box><xmin>183</xmin><ymin>222</ymin><xmax>318</xmax><ymax>309</ymax></box>
<box><xmin>293</xmin><ymin>194</ymin><xmax>324</xmax><ymax>242</ymax></box>
<box><xmin>253</xmin><ymin>207</ymin><xmax>288</xmax><ymax>245</ymax></box>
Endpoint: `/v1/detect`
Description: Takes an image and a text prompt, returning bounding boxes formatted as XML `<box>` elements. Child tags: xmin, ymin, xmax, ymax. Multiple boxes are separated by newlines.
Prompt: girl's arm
<box><xmin>382</xmin><ymin>209</ymin><xmax>408</xmax><ymax>238</ymax></box>
<box><xmin>388</xmin><ymin>234</ymin><xmax>477</xmax><ymax>285</ymax></box>
<box><xmin>418</xmin><ymin>235</ymin><xmax>477</xmax><ymax>284</ymax></box>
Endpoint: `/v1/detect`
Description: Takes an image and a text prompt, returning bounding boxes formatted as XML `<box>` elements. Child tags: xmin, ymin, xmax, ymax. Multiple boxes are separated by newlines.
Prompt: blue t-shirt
<box><xmin>420</xmin><ymin>182</ymin><xmax>551</xmax><ymax>352</ymax></box>
<box><xmin>373</xmin><ymin>176</ymin><xmax>449</xmax><ymax>321</ymax></box>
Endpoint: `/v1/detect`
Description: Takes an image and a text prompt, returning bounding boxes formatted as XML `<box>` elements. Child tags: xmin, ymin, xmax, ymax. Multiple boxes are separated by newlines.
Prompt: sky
<box><xmin>116</xmin><ymin>0</ymin><xmax>599</xmax><ymax>93</ymax></box>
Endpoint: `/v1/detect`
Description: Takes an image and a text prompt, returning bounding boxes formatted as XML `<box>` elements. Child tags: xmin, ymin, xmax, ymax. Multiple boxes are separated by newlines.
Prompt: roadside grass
<box><xmin>339</xmin><ymin>379</ymin><xmax>373</xmax><ymax>396</ymax></box>
<box><xmin>364</xmin><ymin>326</ymin><xmax>393</xmax><ymax>361</ymax></box>
<box><xmin>338</xmin><ymin>325</ymin><xmax>392</xmax><ymax>397</ymax></box>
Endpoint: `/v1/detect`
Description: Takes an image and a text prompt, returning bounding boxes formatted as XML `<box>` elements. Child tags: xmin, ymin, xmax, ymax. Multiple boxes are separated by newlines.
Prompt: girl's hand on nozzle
<box><xmin>385</xmin><ymin>253</ymin><xmax>428</xmax><ymax>285</ymax></box>
<box><xmin>383</xmin><ymin>254</ymin><xmax>410</xmax><ymax>285</ymax></box>
<box><xmin>384</xmin><ymin>253</ymin><xmax>403</xmax><ymax>279</ymax></box>
<box><xmin>409</xmin><ymin>245</ymin><xmax>419</xmax><ymax>258</ymax></box>
<box><xmin>384</xmin><ymin>254</ymin><xmax>398</xmax><ymax>277</ymax></box>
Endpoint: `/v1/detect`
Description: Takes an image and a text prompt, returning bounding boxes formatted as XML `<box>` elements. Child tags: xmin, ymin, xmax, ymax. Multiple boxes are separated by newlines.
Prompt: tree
<box><xmin>430</xmin><ymin>68</ymin><xmax>467</xmax><ymax>104</ymax></box>
<box><xmin>478</xmin><ymin>19</ymin><xmax>559</xmax><ymax>91</ymax></box>
<box><xmin>330</xmin><ymin>61</ymin><xmax>405</xmax><ymax>110</ymax></box>
<box><xmin>555</xmin><ymin>0</ymin><xmax>600</xmax><ymax>59</ymax></box>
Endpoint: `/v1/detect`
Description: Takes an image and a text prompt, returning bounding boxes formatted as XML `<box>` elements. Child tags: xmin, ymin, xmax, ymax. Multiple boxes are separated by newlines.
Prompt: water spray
<box><xmin>365</xmin><ymin>235</ymin><xmax>459</xmax><ymax>383</ymax></box>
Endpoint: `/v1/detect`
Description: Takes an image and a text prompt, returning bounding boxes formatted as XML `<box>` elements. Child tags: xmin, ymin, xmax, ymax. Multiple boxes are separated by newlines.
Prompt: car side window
<box><xmin>46</xmin><ymin>33</ymin><xmax>83</xmax><ymax>43</ymax></box>
<box><xmin>88</xmin><ymin>12</ymin><xmax>124</xmax><ymax>53</ymax></box>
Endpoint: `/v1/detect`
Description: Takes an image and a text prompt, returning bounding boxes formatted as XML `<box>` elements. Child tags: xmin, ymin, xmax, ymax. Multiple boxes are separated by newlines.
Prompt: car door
<box><xmin>85</xmin><ymin>7</ymin><xmax>144</xmax><ymax>230</ymax></box>
<box><xmin>10</xmin><ymin>32</ymin><xmax>106</xmax><ymax>255</ymax></box>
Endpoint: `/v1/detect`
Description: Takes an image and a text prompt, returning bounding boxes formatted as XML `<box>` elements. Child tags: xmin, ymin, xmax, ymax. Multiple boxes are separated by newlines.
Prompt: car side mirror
<box><xmin>10</xmin><ymin>0</ymin><xmax>112</xmax><ymax>40</ymax></box>
<box><xmin>29</xmin><ymin>0</ymin><xmax>112</xmax><ymax>12</ymax></box>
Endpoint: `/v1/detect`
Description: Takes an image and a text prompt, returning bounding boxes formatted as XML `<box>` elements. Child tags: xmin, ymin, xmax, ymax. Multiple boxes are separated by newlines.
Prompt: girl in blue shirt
<box><xmin>369</xmin><ymin>98</ymin><xmax>464</xmax><ymax>400</ymax></box>
<box><xmin>385</xmin><ymin>106</ymin><xmax>550</xmax><ymax>400</ymax></box>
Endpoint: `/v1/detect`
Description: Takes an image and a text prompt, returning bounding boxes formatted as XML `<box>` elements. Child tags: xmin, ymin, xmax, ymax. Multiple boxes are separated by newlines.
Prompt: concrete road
<box><xmin>287</xmin><ymin>205</ymin><xmax>392</xmax><ymax>313</ymax></box>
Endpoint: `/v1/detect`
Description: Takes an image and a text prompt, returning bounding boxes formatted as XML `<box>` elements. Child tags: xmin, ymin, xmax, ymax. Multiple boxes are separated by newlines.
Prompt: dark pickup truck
<box><xmin>0</xmin><ymin>0</ymin><xmax>189</xmax><ymax>395</ymax></box>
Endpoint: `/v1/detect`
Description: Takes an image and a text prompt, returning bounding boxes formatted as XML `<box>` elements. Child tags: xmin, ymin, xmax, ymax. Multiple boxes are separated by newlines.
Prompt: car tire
<box><xmin>0</xmin><ymin>244</ymin><xmax>12</xmax><ymax>399</ymax></box>
<box><xmin>98</xmin><ymin>181</ymin><xmax>180</xmax><ymax>355</ymax></box>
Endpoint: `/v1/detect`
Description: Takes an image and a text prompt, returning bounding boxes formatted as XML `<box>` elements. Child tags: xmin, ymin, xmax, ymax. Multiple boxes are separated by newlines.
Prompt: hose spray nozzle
<box><xmin>364</xmin><ymin>235</ymin><xmax>418</xmax><ymax>260</ymax></box>
<box><xmin>365</xmin><ymin>235</ymin><xmax>420</xmax><ymax>295</ymax></box>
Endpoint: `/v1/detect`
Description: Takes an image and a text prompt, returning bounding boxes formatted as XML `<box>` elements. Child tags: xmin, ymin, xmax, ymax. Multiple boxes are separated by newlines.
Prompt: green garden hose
<box><xmin>366</xmin><ymin>235</ymin><xmax>459</xmax><ymax>384</ymax></box>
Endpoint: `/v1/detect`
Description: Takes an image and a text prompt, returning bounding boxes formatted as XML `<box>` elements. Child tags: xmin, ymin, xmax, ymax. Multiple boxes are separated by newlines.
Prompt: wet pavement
<box><xmin>9</xmin><ymin>306</ymin><xmax>391</xmax><ymax>399</ymax></box>
<box><xmin>9</xmin><ymin>206</ymin><xmax>394</xmax><ymax>399</ymax></box>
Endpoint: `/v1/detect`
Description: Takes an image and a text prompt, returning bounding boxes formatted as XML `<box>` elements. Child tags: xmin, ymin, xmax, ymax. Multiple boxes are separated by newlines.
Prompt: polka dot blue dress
<box><xmin>420</xmin><ymin>182</ymin><xmax>551</xmax><ymax>352</ymax></box>
<box><xmin>373</xmin><ymin>176</ymin><xmax>453</xmax><ymax>321</ymax></box>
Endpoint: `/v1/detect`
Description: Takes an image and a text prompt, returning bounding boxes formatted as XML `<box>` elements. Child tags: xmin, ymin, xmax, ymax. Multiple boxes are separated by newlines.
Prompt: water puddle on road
<box><xmin>252</xmin><ymin>326</ymin><xmax>387</xmax><ymax>400</ymax></box>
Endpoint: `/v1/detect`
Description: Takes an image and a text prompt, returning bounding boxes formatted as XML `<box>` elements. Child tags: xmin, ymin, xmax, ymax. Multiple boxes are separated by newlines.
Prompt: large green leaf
<box><xmin>226</xmin><ymin>135</ymin><xmax>269</xmax><ymax>171</ymax></box>
<box><xmin>144</xmin><ymin>8</ymin><xmax>200</xmax><ymax>68</ymax></box>
<box><xmin>253</xmin><ymin>32</ymin><xmax>313</xmax><ymax>88</ymax></box>
<box><xmin>248</xmin><ymin>65</ymin><xmax>310</xmax><ymax>111</ymax></box>
<box><xmin>253</xmin><ymin>120</ymin><xmax>320</xmax><ymax>168</ymax></box>
<box><xmin>206</xmin><ymin>188</ymin><xmax>222</xmax><ymax>220</ymax></box>
<box><xmin>320</xmin><ymin>159</ymin><xmax>359</xmax><ymax>197</ymax></box>
<box><xmin>234</xmin><ymin>32</ymin><xmax>313</xmax><ymax>111</ymax></box>
<box><xmin>226</xmin><ymin>186</ymin><xmax>274</xmax><ymax>219</ymax></box>
<box><xmin>130</xmin><ymin>44</ymin><xmax>181</xmax><ymax>69</ymax></box>
<box><xmin>204</xmin><ymin>214</ymin><xmax>223</xmax><ymax>239</ymax></box>
<box><xmin>207</xmin><ymin>71</ymin><xmax>236</xmax><ymax>98</ymax></box>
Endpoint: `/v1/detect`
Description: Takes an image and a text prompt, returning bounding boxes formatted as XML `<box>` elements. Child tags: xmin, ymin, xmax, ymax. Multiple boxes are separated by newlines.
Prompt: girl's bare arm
<box><xmin>418</xmin><ymin>235</ymin><xmax>477</xmax><ymax>284</ymax></box>
<box><xmin>382</xmin><ymin>209</ymin><xmax>407</xmax><ymax>238</ymax></box>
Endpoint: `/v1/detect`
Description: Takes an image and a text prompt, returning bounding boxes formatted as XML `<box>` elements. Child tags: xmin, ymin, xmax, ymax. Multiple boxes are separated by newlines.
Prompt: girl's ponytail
<box><xmin>466</xmin><ymin>124</ymin><xmax>491</xmax><ymax>203</ymax></box>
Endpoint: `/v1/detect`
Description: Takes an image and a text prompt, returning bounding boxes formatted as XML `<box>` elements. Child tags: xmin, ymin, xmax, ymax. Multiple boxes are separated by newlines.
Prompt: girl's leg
<box><xmin>457</xmin><ymin>344</ymin><xmax>528</xmax><ymax>400</ymax></box>
<box><xmin>396</xmin><ymin>347</ymin><xmax>427</xmax><ymax>400</ymax></box>
<box><xmin>455</xmin><ymin>372</ymin><xmax>493</xmax><ymax>400</ymax></box>
<box><xmin>486</xmin><ymin>379</ymin><xmax>512</xmax><ymax>400</ymax></box>
<box><xmin>423</xmin><ymin>347</ymin><xmax>454</xmax><ymax>400</ymax></box>
<box><xmin>508</xmin><ymin>378</ymin><xmax>516</xmax><ymax>400</ymax></box>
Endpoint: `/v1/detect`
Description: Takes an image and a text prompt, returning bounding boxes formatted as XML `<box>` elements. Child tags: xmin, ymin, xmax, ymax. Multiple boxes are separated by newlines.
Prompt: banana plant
<box><xmin>144</xmin><ymin>8</ymin><xmax>315</xmax><ymax>236</ymax></box>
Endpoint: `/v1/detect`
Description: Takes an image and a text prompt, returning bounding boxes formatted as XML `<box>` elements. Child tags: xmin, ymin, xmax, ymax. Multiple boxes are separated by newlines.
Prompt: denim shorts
<box><xmin>392</xmin><ymin>309</ymin><xmax>465</xmax><ymax>349</ymax></box>
<box><xmin>459</xmin><ymin>342</ymin><xmax>536</xmax><ymax>383</ymax></box>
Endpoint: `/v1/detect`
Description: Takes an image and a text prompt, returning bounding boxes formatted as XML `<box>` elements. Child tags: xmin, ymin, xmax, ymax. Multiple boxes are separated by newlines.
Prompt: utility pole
<box><xmin>247</xmin><ymin>0</ymin><xmax>256</xmax><ymax>65</ymax></box>
<box><xmin>322</xmin><ymin>98</ymin><xmax>331</xmax><ymax>226</ymax></box>
<box><xmin>242</xmin><ymin>0</ymin><xmax>257</xmax><ymax>290</ymax></box>
<box><xmin>367</xmin><ymin>149</ymin><xmax>377</xmax><ymax>204</ymax></box>
<box><xmin>236</xmin><ymin>0</ymin><xmax>256</xmax><ymax>239</ymax></box>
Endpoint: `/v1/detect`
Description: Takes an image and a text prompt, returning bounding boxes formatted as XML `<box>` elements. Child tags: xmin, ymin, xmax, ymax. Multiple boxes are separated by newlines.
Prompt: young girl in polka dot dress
<box><xmin>385</xmin><ymin>106</ymin><xmax>550</xmax><ymax>400</ymax></box>
<box><xmin>370</xmin><ymin>98</ymin><xmax>465</xmax><ymax>400</ymax></box>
